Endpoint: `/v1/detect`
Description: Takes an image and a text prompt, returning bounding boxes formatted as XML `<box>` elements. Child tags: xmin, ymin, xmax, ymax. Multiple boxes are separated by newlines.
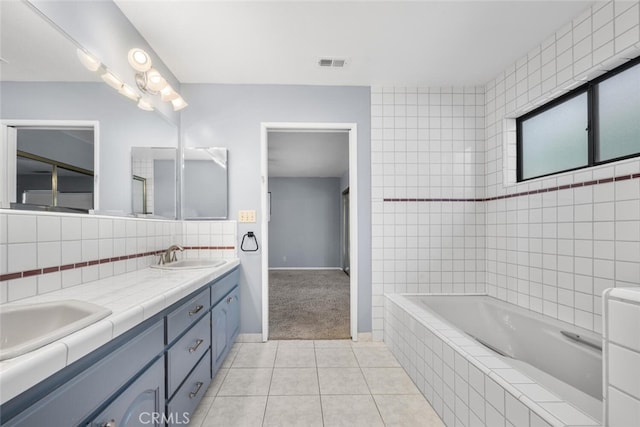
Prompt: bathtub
<box><xmin>384</xmin><ymin>294</ymin><xmax>602</xmax><ymax>427</ymax></box>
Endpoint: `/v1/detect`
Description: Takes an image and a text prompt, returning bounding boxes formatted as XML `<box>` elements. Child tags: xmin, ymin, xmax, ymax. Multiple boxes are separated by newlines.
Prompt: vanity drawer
<box><xmin>166</xmin><ymin>287</ymin><xmax>210</xmax><ymax>344</ymax></box>
<box><xmin>211</xmin><ymin>269</ymin><xmax>239</xmax><ymax>306</ymax></box>
<box><xmin>167</xmin><ymin>349</ymin><xmax>212</xmax><ymax>427</ymax></box>
<box><xmin>166</xmin><ymin>313</ymin><xmax>211</xmax><ymax>398</ymax></box>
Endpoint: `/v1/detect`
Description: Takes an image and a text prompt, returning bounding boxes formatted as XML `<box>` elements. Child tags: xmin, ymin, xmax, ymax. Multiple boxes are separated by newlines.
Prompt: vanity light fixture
<box><xmin>171</xmin><ymin>96</ymin><xmax>188</xmax><ymax>111</ymax></box>
<box><xmin>137</xmin><ymin>99</ymin><xmax>154</xmax><ymax>111</ymax></box>
<box><xmin>101</xmin><ymin>70</ymin><xmax>123</xmax><ymax>90</ymax></box>
<box><xmin>128</xmin><ymin>48</ymin><xmax>152</xmax><ymax>72</ymax></box>
<box><xmin>77</xmin><ymin>49</ymin><xmax>101</xmax><ymax>72</ymax></box>
<box><xmin>119</xmin><ymin>84</ymin><xmax>140</xmax><ymax>102</ymax></box>
<box><xmin>160</xmin><ymin>85</ymin><xmax>180</xmax><ymax>102</ymax></box>
<box><xmin>128</xmin><ymin>47</ymin><xmax>187</xmax><ymax>111</ymax></box>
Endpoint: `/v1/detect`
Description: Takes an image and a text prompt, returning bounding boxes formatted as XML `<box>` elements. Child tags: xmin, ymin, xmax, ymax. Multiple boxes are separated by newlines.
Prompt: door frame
<box><xmin>342</xmin><ymin>187</ymin><xmax>350</xmax><ymax>275</ymax></box>
<box><xmin>260</xmin><ymin>122</ymin><xmax>358</xmax><ymax>341</ymax></box>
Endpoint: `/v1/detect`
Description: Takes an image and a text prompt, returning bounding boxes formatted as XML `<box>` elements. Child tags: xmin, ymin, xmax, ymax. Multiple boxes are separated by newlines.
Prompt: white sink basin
<box><xmin>150</xmin><ymin>258</ymin><xmax>226</xmax><ymax>270</ymax></box>
<box><xmin>0</xmin><ymin>300</ymin><xmax>112</xmax><ymax>360</ymax></box>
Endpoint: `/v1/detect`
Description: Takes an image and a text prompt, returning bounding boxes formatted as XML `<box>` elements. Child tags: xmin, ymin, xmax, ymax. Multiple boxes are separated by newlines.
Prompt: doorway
<box><xmin>261</xmin><ymin>122</ymin><xmax>358</xmax><ymax>341</ymax></box>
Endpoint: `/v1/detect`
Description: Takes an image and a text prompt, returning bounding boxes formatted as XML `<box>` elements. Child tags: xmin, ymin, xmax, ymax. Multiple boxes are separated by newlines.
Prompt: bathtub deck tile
<box><xmin>538</xmin><ymin>402</ymin><xmax>600</xmax><ymax>426</ymax></box>
<box><xmin>490</xmin><ymin>368</ymin><xmax>536</xmax><ymax>384</ymax></box>
<box><xmin>473</xmin><ymin>355</ymin><xmax>513</xmax><ymax>370</ymax></box>
<box><xmin>514</xmin><ymin>384</ymin><xmax>563</xmax><ymax>402</ymax></box>
<box><xmin>520</xmin><ymin>396</ymin><xmax>566</xmax><ymax>427</ymax></box>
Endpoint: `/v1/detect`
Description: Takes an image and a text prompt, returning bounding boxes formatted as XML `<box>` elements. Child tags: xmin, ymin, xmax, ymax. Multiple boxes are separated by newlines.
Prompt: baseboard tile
<box><xmin>237</xmin><ymin>333</ymin><xmax>263</xmax><ymax>343</ymax></box>
<box><xmin>357</xmin><ymin>332</ymin><xmax>373</xmax><ymax>342</ymax></box>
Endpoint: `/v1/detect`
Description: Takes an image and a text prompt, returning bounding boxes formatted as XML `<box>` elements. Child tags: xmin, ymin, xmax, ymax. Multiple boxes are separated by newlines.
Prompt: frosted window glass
<box><xmin>520</xmin><ymin>92</ymin><xmax>588</xmax><ymax>180</ymax></box>
<box><xmin>597</xmin><ymin>63</ymin><xmax>640</xmax><ymax>162</ymax></box>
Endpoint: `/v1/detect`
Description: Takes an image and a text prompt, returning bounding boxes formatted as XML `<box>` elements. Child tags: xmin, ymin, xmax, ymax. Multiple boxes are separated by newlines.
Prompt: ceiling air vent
<box><xmin>318</xmin><ymin>58</ymin><xmax>347</xmax><ymax>68</ymax></box>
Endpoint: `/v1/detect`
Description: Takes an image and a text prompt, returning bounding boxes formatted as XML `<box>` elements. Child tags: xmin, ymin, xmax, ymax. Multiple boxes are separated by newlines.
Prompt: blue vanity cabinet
<box><xmin>0</xmin><ymin>267</ymin><xmax>240</xmax><ymax>427</ymax></box>
<box><xmin>211</xmin><ymin>298</ymin><xmax>229</xmax><ymax>373</ymax></box>
<box><xmin>166</xmin><ymin>349</ymin><xmax>212</xmax><ymax>427</ymax></box>
<box><xmin>86</xmin><ymin>358</ymin><xmax>165</xmax><ymax>427</ymax></box>
<box><xmin>211</xmin><ymin>286</ymin><xmax>240</xmax><ymax>375</ymax></box>
<box><xmin>1</xmin><ymin>320</ymin><xmax>164</xmax><ymax>427</ymax></box>
<box><xmin>166</xmin><ymin>312</ymin><xmax>211</xmax><ymax>398</ymax></box>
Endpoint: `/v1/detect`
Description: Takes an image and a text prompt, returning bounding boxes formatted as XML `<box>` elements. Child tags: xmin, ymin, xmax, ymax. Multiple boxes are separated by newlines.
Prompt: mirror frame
<box><xmin>0</xmin><ymin>119</ymin><xmax>100</xmax><ymax>211</ymax></box>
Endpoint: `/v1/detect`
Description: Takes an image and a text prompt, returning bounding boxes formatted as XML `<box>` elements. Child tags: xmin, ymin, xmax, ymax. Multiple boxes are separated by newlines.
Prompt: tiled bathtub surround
<box><xmin>371</xmin><ymin>86</ymin><xmax>487</xmax><ymax>341</ymax></box>
<box><xmin>372</xmin><ymin>0</ymin><xmax>640</xmax><ymax>344</ymax></box>
<box><xmin>0</xmin><ymin>209</ymin><xmax>237</xmax><ymax>303</ymax></box>
<box><xmin>603</xmin><ymin>287</ymin><xmax>640</xmax><ymax>427</ymax></box>
<box><xmin>485</xmin><ymin>0</ymin><xmax>640</xmax><ymax>334</ymax></box>
<box><xmin>384</xmin><ymin>294</ymin><xmax>600</xmax><ymax>427</ymax></box>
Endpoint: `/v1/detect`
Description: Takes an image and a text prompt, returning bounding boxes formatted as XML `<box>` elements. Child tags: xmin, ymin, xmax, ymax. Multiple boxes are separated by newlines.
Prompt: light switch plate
<box><xmin>239</xmin><ymin>210</ymin><xmax>256</xmax><ymax>223</ymax></box>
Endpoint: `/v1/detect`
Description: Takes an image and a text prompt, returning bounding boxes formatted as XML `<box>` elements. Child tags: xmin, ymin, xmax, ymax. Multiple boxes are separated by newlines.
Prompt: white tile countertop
<box><xmin>0</xmin><ymin>258</ymin><xmax>239</xmax><ymax>405</ymax></box>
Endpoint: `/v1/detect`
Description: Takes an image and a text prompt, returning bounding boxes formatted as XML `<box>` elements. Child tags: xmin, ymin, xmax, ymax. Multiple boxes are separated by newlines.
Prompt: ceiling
<box><xmin>268</xmin><ymin>131</ymin><xmax>349</xmax><ymax>178</ymax></box>
<box><xmin>114</xmin><ymin>0</ymin><xmax>594</xmax><ymax>87</ymax></box>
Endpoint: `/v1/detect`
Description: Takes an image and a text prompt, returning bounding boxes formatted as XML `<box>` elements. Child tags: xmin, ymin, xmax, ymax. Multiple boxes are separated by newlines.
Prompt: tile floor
<box><xmin>189</xmin><ymin>340</ymin><xmax>445</xmax><ymax>427</ymax></box>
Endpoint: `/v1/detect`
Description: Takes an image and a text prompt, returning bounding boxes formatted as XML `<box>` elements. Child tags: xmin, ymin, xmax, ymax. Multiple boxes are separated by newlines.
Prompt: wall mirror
<box><xmin>131</xmin><ymin>147</ymin><xmax>177</xmax><ymax>219</ymax></box>
<box><xmin>0</xmin><ymin>0</ymin><xmax>179</xmax><ymax>215</ymax></box>
<box><xmin>14</xmin><ymin>126</ymin><xmax>95</xmax><ymax>212</ymax></box>
<box><xmin>182</xmin><ymin>148</ymin><xmax>228</xmax><ymax>219</ymax></box>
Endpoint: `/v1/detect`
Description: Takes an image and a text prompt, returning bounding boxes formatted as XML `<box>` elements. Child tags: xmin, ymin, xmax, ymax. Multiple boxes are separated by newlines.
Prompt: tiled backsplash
<box><xmin>0</xmin><ymin>209</ymin><xmax>237</xmax><ymax>303</ymax></box>
<box><xmin>372</xmin><ymin>0</ymin><xmax>640</xmax><ymax>341</ymax></box>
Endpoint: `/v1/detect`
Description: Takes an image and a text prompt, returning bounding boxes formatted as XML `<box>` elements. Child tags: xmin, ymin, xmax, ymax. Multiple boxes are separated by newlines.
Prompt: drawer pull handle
<box><xmin>189</xmin><ymin>381</ymin><xmax>204</xmax><ymax>399</ymax></box>
<box><xmin>189</xmin><ymin>339</ymin><xmax>204</xmax><ymax>353</ymax></box>
<box><xmin>189</xmin><ymin>305</ymin><xmax>204</xmax><ymax>316</ymax></box>
<box><xmin>226</xmin><ymin>296</ymin><xmax>233</xmax><ymax>304</ymax></box>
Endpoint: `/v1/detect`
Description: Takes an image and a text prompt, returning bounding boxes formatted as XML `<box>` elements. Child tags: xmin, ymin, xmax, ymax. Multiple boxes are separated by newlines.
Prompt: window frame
<box><xmin>517</xmin><ymin>55</ymin><xmax>640</xmax><ymax>182</ymax></box>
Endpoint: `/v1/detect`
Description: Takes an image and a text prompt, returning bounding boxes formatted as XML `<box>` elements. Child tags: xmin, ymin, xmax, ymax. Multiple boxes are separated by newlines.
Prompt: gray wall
<box><xmin>180</xmin><ymin>83</ymin><xmax>371</xmax><ymax>334</ymax></box>
<box><xmin>1</xmin><ymin>82</ymin><xmax>179</xmax><ymax>213</ymax></box>
<box><xmin>269</xmin><ymin>178</ymin><xmax>341</xmax><ymax>268</ymax></box>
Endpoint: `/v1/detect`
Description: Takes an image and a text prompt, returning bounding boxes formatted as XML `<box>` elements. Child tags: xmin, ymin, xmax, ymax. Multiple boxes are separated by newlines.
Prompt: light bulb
<box><xmin>128</xmin><ymin>48</ymin><xmax>152</xmax><ymax>72</ymax></box>
<box><xmin>137</xmin><ymin>99</ymin><xmax>154</xmax><ymax>111</ymax></box>
<box><xmin>119</xmin><ymin>84</ymin><xmax>139</xmax><ymax>101</ymax></box>
<box><xmin>77</xmin><ymin>49</ymin><xmax>101</xmax><ymax>72</ymax></box>
<box><xmin>101</xmin><ymin>71</ymin><xmax>123</xmax><ymax>90</ymax></box>
<box><xmin>160</xmin><ymin>85</ymin><xmax>180</xmax><ymax>102</ymax></box>
<box><xmin>146</xmin><ymin>68</ymin><xmax>167</xmax><ymax>92</ymax></box>
<box><xmin>171</xmin><ymin>96</ymin><xmax>188</xmax><ymax>111</ymax></box>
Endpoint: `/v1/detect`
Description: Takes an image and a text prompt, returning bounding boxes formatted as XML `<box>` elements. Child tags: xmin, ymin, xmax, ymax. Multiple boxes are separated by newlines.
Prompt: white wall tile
<box><xmin>608</xmin><ymin>300</ymin><xmax>640</xmax><ymax>351</ymax></box>
<box><xmin>609</xmin><ymin>342</ymin><xmax>640</xmax><ymax>398</ymax></box>
<box><xmin>37</xmin><ymin>215</ymin><xmax>61</xmax><ymax>242</ymax></box>
<box><xmin>8</xmin><ymin>215</ymin><xmax>36</xmax><ymax>243</ymax></box>
<box><xmin>7</xmin><ymin>276</ymin><xmax>37</xmax><ymax>301</ymax></box>
<box><xmin>608</xmin><ymin>386</ymin><xmax>640</xmax><ymax>427</ymax></box>
<box><xmin>37</xmin><ymin>242</ymin><xmax>61</xmax><ymax>269</ymax></box>
<box><xmin>8</xmin><ymin>243</ymin><xmax>37</xmax><ymax>272</ymax></box>
<box><xmin>61</xmin><ymin>217</ymin><xmax>81</xmax><ymax>241</ymax></box>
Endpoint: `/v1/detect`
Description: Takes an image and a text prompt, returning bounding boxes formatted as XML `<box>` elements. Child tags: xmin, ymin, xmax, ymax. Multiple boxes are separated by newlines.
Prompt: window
<box><xmin>517</xmin><ymin>57</ymin><xmax>640</xmax><ymax>181</ymax></box>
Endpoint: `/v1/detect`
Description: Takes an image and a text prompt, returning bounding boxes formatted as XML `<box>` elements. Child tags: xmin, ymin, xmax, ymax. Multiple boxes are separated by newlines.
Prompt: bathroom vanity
<box><xmin>0</xmin><ymin>262</ymin><xmax>240</xmax><ymax>426</ymax></box>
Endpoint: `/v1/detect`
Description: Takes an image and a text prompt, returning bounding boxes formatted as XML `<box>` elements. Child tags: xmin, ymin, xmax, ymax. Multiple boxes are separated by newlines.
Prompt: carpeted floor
<box><xmin>269</xmin><ymin>269</ymin><xmax>350</xmax><ymax>340</ymax></box>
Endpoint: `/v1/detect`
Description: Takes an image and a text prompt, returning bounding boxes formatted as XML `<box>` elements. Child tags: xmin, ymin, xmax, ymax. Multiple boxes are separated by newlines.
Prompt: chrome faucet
<box><xmin>158</xmin><ymin>244</ymin><xmax>184</xmax><ymax>265</ymax></box>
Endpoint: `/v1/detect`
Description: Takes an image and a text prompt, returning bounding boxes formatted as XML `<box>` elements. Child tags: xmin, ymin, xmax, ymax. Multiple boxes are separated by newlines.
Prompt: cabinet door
<box><xmin>88</xmin><ymin>358</ymin><xmax>165</xmax><ymax>427</ymax></box>
<box><xmin>226</xmin><ymin>287</ymin><xmax>240</xmax><ymax>345</ymax></box>
<box><xmin>211</xmin><ymin>300</ymin><xmax>229</xmax><ymax>374</ymax></box>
